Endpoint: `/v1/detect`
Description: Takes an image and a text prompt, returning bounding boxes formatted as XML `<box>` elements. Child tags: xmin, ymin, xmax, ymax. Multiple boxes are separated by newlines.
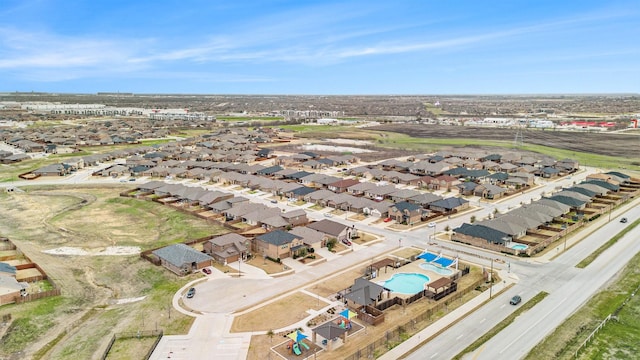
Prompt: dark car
<box><xmin>510</xmin><ymin>295</ymin><xmax>522</xmax><ymax>305</ymax></box>
<box><xmin>202</xmin><ymin>268</ymin><xmax>212</xmax><ymax>275</ymax></box>
<box><xmin>620</xmin><ymin>217</ymin><xmax>628</xmax><ymax>223</ymax></box>
<box><xmin>186</xmin><ymin>287</ymin><xmax>196</xmax><ymax>298</ymax></box>
<box><xmin>342</xmin><ymin>238</ymin><xmax>352</xmax><ymax>246</ymax></box>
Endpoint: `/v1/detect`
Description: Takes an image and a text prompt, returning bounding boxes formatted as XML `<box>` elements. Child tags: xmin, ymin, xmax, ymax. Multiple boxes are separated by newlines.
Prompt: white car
<box><xmin>428</xmin><ymin>222</ymin><xmax>437</xmax><ymax>228</ymax></box>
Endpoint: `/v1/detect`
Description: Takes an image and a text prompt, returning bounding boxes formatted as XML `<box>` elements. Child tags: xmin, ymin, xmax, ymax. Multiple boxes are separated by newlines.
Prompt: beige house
<box><xmin>253</xmin><ymin>230</ymin><xmax>304</xmax><ymax>259</ymax></box>
<box><xmin>203</xmin><ymin>233</ymin><xmax>250</xmax><ymax>264</ymax></box>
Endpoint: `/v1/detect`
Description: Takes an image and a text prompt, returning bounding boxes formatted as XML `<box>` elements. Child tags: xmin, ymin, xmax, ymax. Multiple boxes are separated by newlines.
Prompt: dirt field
<box><xmin>373</xmin><ymin>124</ymin><xmax>640</xmax><ymax>159</ymax></box>
<box><xmin>0</xmin><ymin>186</ymin><xmax>226</xmax><ymax>359</ymax></box>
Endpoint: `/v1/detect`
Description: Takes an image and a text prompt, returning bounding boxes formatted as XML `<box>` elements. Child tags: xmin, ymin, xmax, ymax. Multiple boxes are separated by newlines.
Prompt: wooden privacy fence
<box><xmin>101</xmin><ymin>330</ymin><xmax>164</xmax><ymax>360</ymax></box>
<box><xmin>343</xmin><ymin>277</ymin><xmax>484</xmax><ymax>360</ymax></box>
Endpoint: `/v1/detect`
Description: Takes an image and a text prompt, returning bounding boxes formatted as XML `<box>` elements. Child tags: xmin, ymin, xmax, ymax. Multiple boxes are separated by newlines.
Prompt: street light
<box><xmin>489</xmin><ymin>258</ymin><xmax>494</xmax><ymax>299</ymax></box>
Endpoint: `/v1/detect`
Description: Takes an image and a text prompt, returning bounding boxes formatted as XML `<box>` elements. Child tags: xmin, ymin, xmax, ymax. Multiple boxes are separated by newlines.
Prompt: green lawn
<box><xmin>525</xmin><ymin>250</ymin><xmax>640</xmax><ymax>360</ymax></box>
<box><xmin>576</xmin><ymin>218</ymin><xmax>640</xmax><ymax>268</ymax></box>
<box><xmin>217</xmin><ymin>116</ymin><xmax>284</xmax><ymax>122</ymax></box>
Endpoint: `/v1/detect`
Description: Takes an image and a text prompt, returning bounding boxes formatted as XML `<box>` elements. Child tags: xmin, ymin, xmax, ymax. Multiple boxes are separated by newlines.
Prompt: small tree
<box><xmin>326</xmin><ymin>238</ymin><xmax>337</xmax><ymax>251</ymax></box>
<box><xmin>470</xmin><ymin>215</ymin><xmax>476</xmax><ymax>223</ymax></box>
<box><xmin>444</xmin><ymin>225</ymin><xmax>450</xmax><ymax>232</ymax></box>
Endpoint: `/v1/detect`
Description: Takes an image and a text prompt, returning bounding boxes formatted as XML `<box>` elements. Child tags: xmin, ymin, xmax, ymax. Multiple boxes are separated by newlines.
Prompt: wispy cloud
<box><xmin>0</xmin><ymin>2</ymin><xmax>636</xmax><ymax>86</ymax></box>
<box><xmin>0</xmin><ymin>27</ymin><xmax>146</xmax><ymax>71</ymax></box>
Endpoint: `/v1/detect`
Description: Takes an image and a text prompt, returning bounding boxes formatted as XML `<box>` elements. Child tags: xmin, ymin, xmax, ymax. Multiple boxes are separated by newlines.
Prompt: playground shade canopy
<box><xmin>340</xmin><ymin>309</ymin><xmax>357</xmax><ymax>320</ymax></box>
<box><xmin>287</xmin><ymin>329</ymin><xmax>308</xmax><ymax>343</ymax></box>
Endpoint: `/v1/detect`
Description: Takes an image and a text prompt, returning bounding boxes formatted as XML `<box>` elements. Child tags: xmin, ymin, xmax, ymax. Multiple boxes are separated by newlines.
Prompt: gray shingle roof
<box><xmin>256</xmin><ymin>230</ymin><xmax>300</xmax><ymax>246</ymax></box>
<box><xmin>547</xmin><ymin>195</ymin><xmax>586</xmax><ymax>208</ymax></box>
<box><xmin>390</xmin><ymin>201</ymin><xmax>421</xmax><ymax>212</ymax></box>
<box><xmin>306</xmin><ymin>219</ymin><xmax>347</xmax><ymax>237</ymax></box>
<box><xmin>454</xmin><ymin>223</ymin><xmax>511</xmax><ymax>245</ymax></box>
<box><xmin>152</xmin><ymin>244</ymin><xmax>212</xmax><ymax>268</ymax></box>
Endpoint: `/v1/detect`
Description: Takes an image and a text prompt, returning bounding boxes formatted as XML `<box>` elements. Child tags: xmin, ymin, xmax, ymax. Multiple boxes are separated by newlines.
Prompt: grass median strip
<box><xmin>576</xmin><ymin>219</ymin><xmax>640</xmax><ymax>268</ymax></box>
<box><xmin>525</xmin><ymin>250</ymin><xmax>640</xmax><ymax>360</ymax></box>
<box><xmin>452</xmin><ymin>291</ymin><xmax>549</xmax><ymax>360</ymax></box>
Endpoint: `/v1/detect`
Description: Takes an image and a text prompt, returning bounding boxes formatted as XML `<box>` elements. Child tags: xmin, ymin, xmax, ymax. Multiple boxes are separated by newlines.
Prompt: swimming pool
<box><xmin>419</xmin><ymin>263</ymin><xmax>454</xmax><ymax>275</ymax></box>
<box><xmin>510</xmin><ymin>244</ymin><xmax>528</xmax><ymax>250</ymax></box>
<box><xmin>383</xmin><ymin>273</ymin><xmax>430</xmax><ymax>294</ymax></box>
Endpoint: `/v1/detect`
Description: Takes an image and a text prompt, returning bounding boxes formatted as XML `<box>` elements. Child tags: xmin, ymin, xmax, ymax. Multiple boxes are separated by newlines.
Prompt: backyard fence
<box><xmin>343</xmin><ymin>277</ymin><xmax>484</xmax><ymax>360</ymax></box>
<box><xmin>14</xmin><ymin>288</ymin><xmax>61</xmax><ymax>304</ymax></box>
<box><xmin>101</xmin><ymin>330</ymin><xmax>164</xmax><ymax>360</ymax></box>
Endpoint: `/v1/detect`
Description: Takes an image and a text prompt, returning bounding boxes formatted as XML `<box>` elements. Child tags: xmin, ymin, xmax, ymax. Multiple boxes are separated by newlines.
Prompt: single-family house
<box><xmin>346</xmin><ymin>181</ymin><xmax>377</xmax><ymax>196</ymax></box>
<box><xmin>203</xmin><ymin>233</ymin><xmax>250</xmax><ymax>264</ymax></box>
<box><xmin>152</xmin><ymin>244</ymin><xmax>213</xmax><ymax>276</ymax></box>
<box><xmin>306</xmin><ymin>219</ymin><xmax>354</xmax><ymax>242</ymax></box>
<box><xmin>328</xmin><ymin>178</ymin><xmax>361</xmax><ymax>193</ymax></box>
<box><xmin>473</xmin><ymin>184</ymin><xmax>508</xmax><ymax>200</ymax></box>
<box><xmin>253</xmin><ymin>230</ymin><xmax>304</xmax><ymax>259</ymax></box>
<box><xmin>429</xmin><ymin>197</ymin><xmax>470</xmax><ymax>213</ymax></box>
<box><xmin>388</xmin><ymin>201</ymin><xmax>423</xmax><ymax>225</ymax></box>
<box><xmin>288</xmin><ymin>226</ymin><xmax>326</xmax><ymax>249</ymax></box>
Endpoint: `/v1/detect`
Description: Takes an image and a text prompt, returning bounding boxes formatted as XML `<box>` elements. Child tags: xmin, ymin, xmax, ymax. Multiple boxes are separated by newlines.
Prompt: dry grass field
<box><xmin>0</xmin><ymin>186</ymin><xmax>227</xmax><ymax>359</ymax></box>
<box><xmin>231</xmin><ymin>292</ymin><xmax>325</xmax><ymax>333</ymax></box>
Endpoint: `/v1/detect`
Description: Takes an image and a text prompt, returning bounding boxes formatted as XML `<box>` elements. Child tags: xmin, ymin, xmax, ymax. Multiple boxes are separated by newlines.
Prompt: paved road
<box><xmin>4</xmin><ymin>162</ymin><xmax>626</xmax><ymax>360</ymax></box>
<box><xmin>400</xmin><ymin>200</ymin><xmax>640</xmax><ymax>360</ymax></box>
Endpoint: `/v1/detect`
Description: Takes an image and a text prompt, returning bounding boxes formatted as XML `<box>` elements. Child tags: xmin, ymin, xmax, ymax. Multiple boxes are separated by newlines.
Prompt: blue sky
<box><xmin>1</xmin><ymin>0</ymin><xmax>638</xmax><ymax>94</ymax></box>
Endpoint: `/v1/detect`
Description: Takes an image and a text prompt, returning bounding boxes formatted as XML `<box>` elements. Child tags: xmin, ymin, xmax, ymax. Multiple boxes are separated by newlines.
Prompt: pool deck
<box><xmin>373</xmin><ymin>260</ymin><xmax>456</xmax><ymax>298</ymax></box>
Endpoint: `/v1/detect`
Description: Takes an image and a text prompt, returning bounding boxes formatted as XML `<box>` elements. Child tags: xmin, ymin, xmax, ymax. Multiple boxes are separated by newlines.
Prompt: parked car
<box><xmin>202</xmin><ymin>268</ymin><xmax>211</xmax><ymax>275</ymax></box>
<box><xmin>620</xmin><ymin>217</ymin><xmax>628</xmax><ymax>223</ymax></box>
<box><xmin>128</xmin><ymin>178</ymin><xmax>136</xmax><ymax>182</ymax></box>
<box><xmin>342</xmin><ymin>238</ymin><xmax>352</xmax><ymax>246</ymax></box>
<box><xmin>270</xmin><ymin>199</ymin><xmax>278</xmax><ymax>204</ymax></box>
<box><xmin>186</xmin><ymin>287</ymin><xmax>196</xmax><ymax>298</ymax></box>
<box><xmin>324</xmin><ymin>213</ymin><xmax>333</xmax><ymax>218</ymax></box>
<box><xmin>510</xmin><ymin>295</ymin><xmax>522</xmax><ymax>305</ymax></box>
<box><xmin>428</xmin><ymin>222</ymin><xmax>437</xmax><ymax>228</ymax></box>
<box><xmin>383</xmin><ymin>217</ymin><xmax>392</xmax><ymax>222</ymax></box>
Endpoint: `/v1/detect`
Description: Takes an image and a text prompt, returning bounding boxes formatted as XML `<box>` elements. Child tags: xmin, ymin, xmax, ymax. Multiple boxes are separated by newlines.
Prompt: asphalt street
<box><xmin>402</xmin><ymin>200</ymin><xmax>640</xmax><ymax>360</ymax></box>
<box><xmin>3</xmin><ymin>162</ymin><xmax>635</xmax><ymax>360</ymax></box>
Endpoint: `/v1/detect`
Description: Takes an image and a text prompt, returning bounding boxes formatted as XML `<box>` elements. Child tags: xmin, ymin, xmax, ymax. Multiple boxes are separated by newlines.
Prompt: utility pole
<box><xmin>489</xmin><ymin>258</ymin><xmax>494</xmax><ymax>299</ymax></box>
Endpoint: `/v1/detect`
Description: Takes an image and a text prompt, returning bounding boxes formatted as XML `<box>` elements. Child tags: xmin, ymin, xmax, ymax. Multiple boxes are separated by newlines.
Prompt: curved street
<box><xmin>3</xmin><ymin>164</ymin><xmax>636</xmax><ymax>360</ymax></box>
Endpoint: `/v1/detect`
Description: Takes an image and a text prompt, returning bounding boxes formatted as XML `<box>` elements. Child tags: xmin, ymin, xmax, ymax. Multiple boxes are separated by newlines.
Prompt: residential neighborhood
<box><xmin>0</xmin><ymin>95</ymin><xmax>639</xmax><ymax>360</ymax></box>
